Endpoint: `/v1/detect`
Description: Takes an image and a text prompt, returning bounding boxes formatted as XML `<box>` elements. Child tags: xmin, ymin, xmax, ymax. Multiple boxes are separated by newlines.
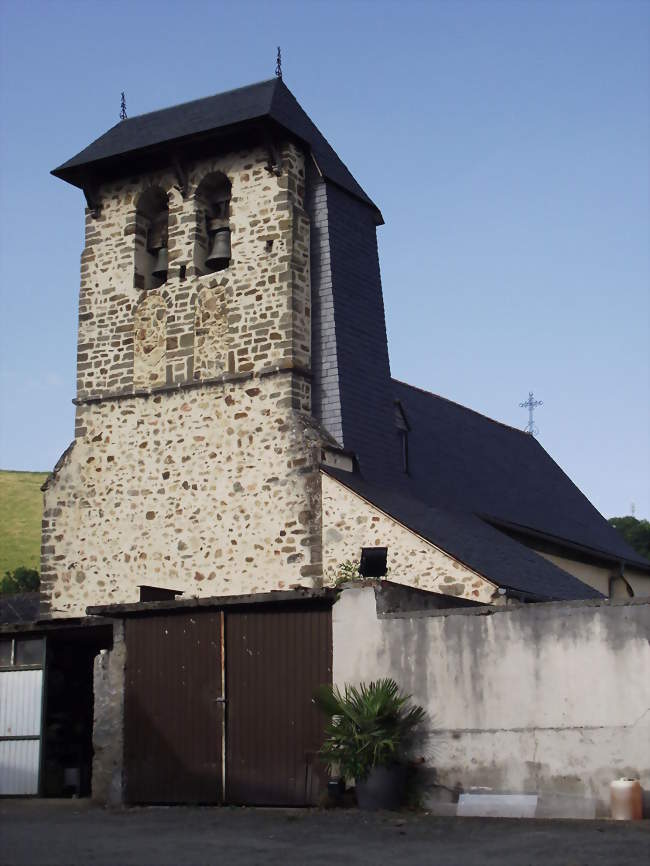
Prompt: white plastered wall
<box><xmin>333</xmin><ymin>586</ymin><xmax>650</xmax><ymax>817</ymax></box>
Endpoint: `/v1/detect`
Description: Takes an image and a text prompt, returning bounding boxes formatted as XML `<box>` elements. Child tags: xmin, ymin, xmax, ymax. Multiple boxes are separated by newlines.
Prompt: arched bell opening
<box><xmin>134</xmin><ymin>187</ymin><xmax>169</xmax><ymax>290</ymax></box>
<box><xmin>194</xmin><ymin>173</ymin><xmax>232</xmax><ymax>275</ymax></box>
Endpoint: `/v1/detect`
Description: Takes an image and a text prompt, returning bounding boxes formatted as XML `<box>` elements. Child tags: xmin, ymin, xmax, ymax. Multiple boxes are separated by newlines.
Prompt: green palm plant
<box><xmin>314</xmin><ymin>678</ymin><xmax>425</xmax><ymax>783</ymax></box>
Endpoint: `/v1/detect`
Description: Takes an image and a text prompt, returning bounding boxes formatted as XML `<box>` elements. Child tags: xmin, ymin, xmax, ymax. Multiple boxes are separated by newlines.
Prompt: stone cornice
<box><xmin>73</xmin><ymin>363</ymin><xmax>312</xmax><ymax>407</ymax></box>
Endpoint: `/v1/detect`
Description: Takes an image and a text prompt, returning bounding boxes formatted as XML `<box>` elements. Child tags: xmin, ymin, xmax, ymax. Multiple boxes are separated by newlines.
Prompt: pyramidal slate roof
<box><xmin>392</xmin><ymin>380</ymin><xmax>649</xmax><ymax>570</ymax></box>
<box><xmin>52</xmin><ymin>78</ymin><xmax>380</xmax><ymax>217</ymax></box>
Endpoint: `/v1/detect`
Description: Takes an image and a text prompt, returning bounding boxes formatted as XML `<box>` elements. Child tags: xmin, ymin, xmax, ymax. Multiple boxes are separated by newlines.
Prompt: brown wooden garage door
<box><xmin>226</xmin><ymin>604</ymin><xmax>332</xmax><ymax>805</ymax></box>
<box><xmin>123</xmin><ymin>603</ymin><xmax>332</xmax><ymax>806</ymax></box>
<box><xmin>124</xmin><ymin>611</ymin><xmax>223</xmax><ymax>804</ymax></box>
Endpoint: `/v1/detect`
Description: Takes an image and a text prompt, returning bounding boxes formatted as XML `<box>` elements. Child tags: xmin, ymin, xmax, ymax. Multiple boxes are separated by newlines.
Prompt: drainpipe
<box><xmin>608</xmin><ymin>562</ymin><xmax>634</xmax><ymax>599</ymax></box>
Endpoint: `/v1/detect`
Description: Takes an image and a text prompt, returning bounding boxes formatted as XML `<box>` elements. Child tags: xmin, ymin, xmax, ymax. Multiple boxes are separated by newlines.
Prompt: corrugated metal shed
<box><xmin>0</xmin><ymin>669</ymin><xmax>43</xmax><ymax>737</ymax></box>
<box><xmin>0</xmin><ymin>659</ymin><xmax>44</xmax><ymax>795</ymax></box>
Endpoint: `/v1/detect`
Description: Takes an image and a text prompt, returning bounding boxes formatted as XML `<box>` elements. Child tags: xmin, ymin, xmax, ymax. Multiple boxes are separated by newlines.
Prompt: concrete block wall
<box><xmin>334</xmin><ymin>586</ymin><xmax>650</xmax><ymax>817</ymax></box>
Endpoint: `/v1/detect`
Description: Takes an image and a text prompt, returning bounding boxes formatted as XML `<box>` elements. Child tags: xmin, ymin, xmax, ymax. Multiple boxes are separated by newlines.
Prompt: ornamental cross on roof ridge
<box><xmin>519</xmin><ymin>391</ymin><xmax>543</xmax><ymax>436</ymax></box>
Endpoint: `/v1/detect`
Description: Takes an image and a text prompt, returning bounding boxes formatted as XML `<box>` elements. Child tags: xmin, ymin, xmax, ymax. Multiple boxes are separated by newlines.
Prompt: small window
<box><xmin>0</xmin><ymin>639</ymin><xmax>13</xmax><ymax>666</ymax></box>
<box><xmin>15</xmin><ymin>637</ymin><xmax>44</xmax><ymax>666</ymax></box>
<box><xmin>359</xmin><ymin>547</ymin><xmax>388</xmax><ymax>578</ymax></box>
<box><xmin>0</xmin><ymin>636</ymin><xmax>44</xmax><ymax>668</ymax></box>
<box><xmin>395</xmin><ymin>401</ymin><xmax>410</xmax><ymax>474</ymax></box>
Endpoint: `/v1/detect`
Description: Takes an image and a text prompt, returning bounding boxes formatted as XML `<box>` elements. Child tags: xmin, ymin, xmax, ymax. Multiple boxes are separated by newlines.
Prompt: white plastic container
<box><xmin>610</xmin><ymin>778</ymin><xmax>643</xmax><ymax>820</ymax></box>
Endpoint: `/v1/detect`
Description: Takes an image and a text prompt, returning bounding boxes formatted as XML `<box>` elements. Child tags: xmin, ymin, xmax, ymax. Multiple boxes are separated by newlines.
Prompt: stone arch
<box><xmin>133</xmin><ymin>293</ymin><xmax>167</xmax><ymax>388</ymax></box>
<box><xmin>133</xmin><ymin>186</ymin><xmax>169</xmax><ymax>290</ymax></box>
<box><xmin>193</xmin><ymin>286</ymin><xmax>228</xmax><ymax>379</ymax></box>
<box><xmin>194</xmin><ymin>172</ymin><xmax>232</xmax><ymax>275</ymax></box>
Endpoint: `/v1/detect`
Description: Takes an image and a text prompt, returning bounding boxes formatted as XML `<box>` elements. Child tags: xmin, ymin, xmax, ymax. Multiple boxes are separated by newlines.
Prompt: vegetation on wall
<box><xmin>331</xmin><ymin>559</ymin><xmax>392</xmax><ymax>586</ymax></box>
<box><xmin>608</xmin><ymin>516</ymin><xmax>650</xmax><ymax>561</ymax></box>
<box><xmin>1</xmin><ymin>566</ymin><xmax>40</xmax><ymax>595</ymax></box>
<box><xmin>333</xmin><ymin>559</ymin><xmax>362</xmax><ymax>586</ymax></box>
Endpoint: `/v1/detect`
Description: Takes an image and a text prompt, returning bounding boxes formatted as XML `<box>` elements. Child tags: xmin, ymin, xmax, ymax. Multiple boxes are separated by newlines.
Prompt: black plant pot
<box><xmin>327</xmin><ymin>778</ymin><xmax>346</xmax><ymax>806</ymax></box>
<box><xmin>355</xmin><ymin>765</ymin><xmax>407</xmax><ymax>811</ymax></box>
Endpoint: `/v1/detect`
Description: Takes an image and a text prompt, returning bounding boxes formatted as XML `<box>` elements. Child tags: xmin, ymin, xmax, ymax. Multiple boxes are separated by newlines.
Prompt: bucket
<box><xmin>610</xmin><ymin>778</ymin><xmax>643</xmax><ymax>820</ymax></box>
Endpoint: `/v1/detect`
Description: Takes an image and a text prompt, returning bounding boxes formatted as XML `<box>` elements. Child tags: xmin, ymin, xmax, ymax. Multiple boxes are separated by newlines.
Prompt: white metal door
<box><xmin>0</xmin><ymin>666</ymin><xmax>44</xmax><ymax>795</ymax></box>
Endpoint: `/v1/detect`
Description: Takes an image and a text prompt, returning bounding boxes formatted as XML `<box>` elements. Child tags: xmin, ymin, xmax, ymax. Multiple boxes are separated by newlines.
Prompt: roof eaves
<box><xmin>53</xmin><ymin>78</ymin><xmax>280</xmax><ymax>175</ymax></box>
<box><xmin>87</xmin><ymin>586</ymin><xmax>336</xmax><ymax>618</ymax></box>
<box><xmin>481</xmin><ymin>513</ymin><xmax>650</xmax><ymax>573</ymax></box>
<box><xmin>51</xmin><ymin>112</ymin><xmax>273</xmax><ymax>187</ymax></box>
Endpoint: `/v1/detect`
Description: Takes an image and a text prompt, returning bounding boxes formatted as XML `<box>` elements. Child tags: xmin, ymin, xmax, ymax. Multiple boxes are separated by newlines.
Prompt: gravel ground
<box><xmin>0</xmin><ymin>799</ymin><xmax>648</xmax><ymax>866</ymax></box>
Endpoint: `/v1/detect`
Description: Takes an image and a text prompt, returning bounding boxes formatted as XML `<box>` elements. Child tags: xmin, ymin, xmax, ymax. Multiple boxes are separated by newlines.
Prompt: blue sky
<box><xmin>0</xmin><ymin>0</ymin><xmax>648</xmax><ymax>519</ymax></box>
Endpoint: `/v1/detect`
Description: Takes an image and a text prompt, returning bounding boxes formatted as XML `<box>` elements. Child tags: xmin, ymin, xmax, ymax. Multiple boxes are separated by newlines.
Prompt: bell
<box><xmin>151</xmin><ymin>246</ymin><xmax>168</xmax><ymax>281</ymax></box>
<box><xmin>205</xmin><ymin>227</ymin><xmax>231</xmax><ymax>271</ymax></box>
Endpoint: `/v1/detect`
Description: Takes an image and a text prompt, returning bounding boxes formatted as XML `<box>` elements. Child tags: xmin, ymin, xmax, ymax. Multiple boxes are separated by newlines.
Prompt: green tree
<box><xmin>0</xmin><ymin>566</ymin><xmax>40</xmax><ymax>595</ymax></box>
<box><xmin>608</xmin><ymin>516</ymin><xmax>650</xmax><ymax>560</ymax></box>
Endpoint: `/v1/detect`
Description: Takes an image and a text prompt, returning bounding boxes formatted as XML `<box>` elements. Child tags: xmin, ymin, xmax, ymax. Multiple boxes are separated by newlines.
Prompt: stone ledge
<box><xmin>73</xmin><ymin>364</ymin><xmax>312</xmax><ymax>407</ymax></box>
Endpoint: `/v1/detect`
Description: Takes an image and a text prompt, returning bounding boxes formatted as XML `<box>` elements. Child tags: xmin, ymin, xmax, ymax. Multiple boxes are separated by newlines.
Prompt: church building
<box><xmin>41</xmin><ymin>77</ymin><xmax>649</xmax><ymax>613</ymax></box>
<box><xmin>1</xmin><ymin>77</ymin><xmax>648</xmax><ymax>804</ymax></box>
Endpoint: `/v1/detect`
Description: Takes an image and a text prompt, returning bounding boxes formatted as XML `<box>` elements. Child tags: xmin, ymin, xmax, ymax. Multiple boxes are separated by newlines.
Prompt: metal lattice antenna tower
<box><xmin>120</xmin><ymin>92</ymin><xmax>127</xmax><ymax>121</ymax></box>
<box><xmin>519</xmin><ymin>391</ymin><xmax>543</xmax><ymax>436</ymax></box>
<box><xmin>275</xmin><ymin>46</ymin><xmax>282</xmax><ymax>79</ymax></box>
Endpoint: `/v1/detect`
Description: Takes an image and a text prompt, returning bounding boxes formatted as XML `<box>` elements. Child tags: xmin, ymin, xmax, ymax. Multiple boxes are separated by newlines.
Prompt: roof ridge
<box><xmin>269</xmin><ymin>80</ymin><xmax>383</xmax><ymax>220</ymax></box>
<box><xmin>117</xmin><ymin>78</ymin><xmax>279</xmax><ymax>125</ymax></box>
<box><xmin>392</xmin><ymin>378</ymin><xmax>528</xmax><ymax>437</ymax></box>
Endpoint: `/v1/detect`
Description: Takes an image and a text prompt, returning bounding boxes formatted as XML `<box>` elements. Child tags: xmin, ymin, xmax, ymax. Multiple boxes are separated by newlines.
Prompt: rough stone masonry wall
<box><xmin>334</xmin><ymin>587</ymin><xmax>650</xmax><ymax>817</ymax></box>
<box><xmin>42</xmin><ymin>378</ymin><xmax>322</xmax><ymax>615</ymax></box>
<box><xmin>75</xmin><ymin>141</ymin><xmax>310</xmax><ymax>399</ymax></box>
<box><xmin>322</xmin><ymin>473</ymin><xmax>497</xmax><ymax>603</ymax></box>
<box><xmin>41</xmin><ymin>141</ymin><xmax>323</xmax><ymax>617</ymax></box>
<box><xmin>92</xmin><ymin>620</ymin><xmax>125</xmax><ymax>805</ymax></box>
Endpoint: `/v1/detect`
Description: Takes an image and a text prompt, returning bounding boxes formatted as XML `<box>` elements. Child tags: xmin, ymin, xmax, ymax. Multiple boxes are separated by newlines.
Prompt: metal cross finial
<box><xmin>275</xmin><ymin>46</ymin><xmax>282</xmax><ymax>79</ymax></box>
<box><xmin>519</xmin><ymin>391</ymin><xmax>543</xmax><ymax>436</ymax></box>
<box><xmin>120</xmin><ymin>91</ymin><xmax>127</xmax><ymax>121</ymax></box>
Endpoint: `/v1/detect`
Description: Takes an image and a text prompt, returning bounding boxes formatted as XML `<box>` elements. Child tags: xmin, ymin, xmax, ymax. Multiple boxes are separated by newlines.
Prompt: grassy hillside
<box><xmin>0</xmin><ymin>470</ymin><xmax>48</xmax><ymax>576</ymax></box>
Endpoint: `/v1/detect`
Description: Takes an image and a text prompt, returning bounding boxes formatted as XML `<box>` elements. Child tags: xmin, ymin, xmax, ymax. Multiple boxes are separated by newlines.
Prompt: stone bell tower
<box><xmin>41</xmin><ymin>79</ymin><xmax>398</xmax><ymax>617</ymax></box>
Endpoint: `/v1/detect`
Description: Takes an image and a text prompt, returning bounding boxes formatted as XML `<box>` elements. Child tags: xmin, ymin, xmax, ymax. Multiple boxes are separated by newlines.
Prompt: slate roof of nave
<box><xmin>392</xmin><ymin>379</ymin><xmax>649</xmax><ymax>571</ymax></box>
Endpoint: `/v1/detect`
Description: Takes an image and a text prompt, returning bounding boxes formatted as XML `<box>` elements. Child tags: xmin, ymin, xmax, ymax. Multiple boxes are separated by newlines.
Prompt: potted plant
<box><xmin>314</xmin><ymin>678</ymin><xmax>425</xmax><ymax>811</ymax></box>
